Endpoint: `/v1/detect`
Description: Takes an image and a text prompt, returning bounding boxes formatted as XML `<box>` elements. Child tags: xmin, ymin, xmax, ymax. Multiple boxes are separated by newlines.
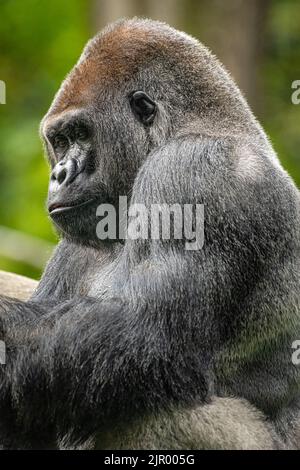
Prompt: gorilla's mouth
<box><xmin>48</xmin><ymin>198</ymin><xmax>96</xmax><ymax>215</ymax></box>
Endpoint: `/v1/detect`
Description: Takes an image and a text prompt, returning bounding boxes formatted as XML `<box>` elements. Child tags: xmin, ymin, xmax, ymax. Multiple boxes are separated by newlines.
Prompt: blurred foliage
<box><xmin>263</xmin><ymin>0</ymin><xmax>300</xmax><ymax>186</ymax></box>
<box><xmin>0</xmin><ymin>0</ymin><xmax>299</xmax><ymax>279</ymax></box>
<box><xmin>0</xmin><ymin>0</ymin><xmax>89</xmax><ymax>278</ymax></box>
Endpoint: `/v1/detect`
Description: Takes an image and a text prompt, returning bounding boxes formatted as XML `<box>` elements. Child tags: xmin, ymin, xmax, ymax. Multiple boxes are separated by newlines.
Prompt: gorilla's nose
<box><xmin>51</xmin><ymin>158</ymin><xmax>80</xmax><ymax>186</ymax></box>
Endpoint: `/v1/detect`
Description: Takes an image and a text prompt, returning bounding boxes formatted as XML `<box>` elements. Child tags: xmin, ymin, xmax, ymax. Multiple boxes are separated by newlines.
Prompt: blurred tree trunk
<box><xmin>0</xmin><ymin>270</ymin><xmax>37</xmax><ymax>301</ymax></box>
<box><xmin>181</xmin><ymin>0</ymin><xmax>270</xmax><ymax>112</ymax></box>
<box><xmin>91</xmin><ymin>0</ymin><xmax>270</xmax><ymax>112</ymax></box>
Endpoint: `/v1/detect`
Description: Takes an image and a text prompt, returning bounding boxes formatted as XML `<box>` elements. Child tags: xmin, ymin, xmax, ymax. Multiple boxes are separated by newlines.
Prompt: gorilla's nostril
<box><xmin>57</xmin><ymin>169</ymin><xmax>67</xmax><ymax>185</ymax></box>
<box><xmin>51</xmin><ymin>157</ymin><xmax>81</xmax><ymax>187</ymax></box>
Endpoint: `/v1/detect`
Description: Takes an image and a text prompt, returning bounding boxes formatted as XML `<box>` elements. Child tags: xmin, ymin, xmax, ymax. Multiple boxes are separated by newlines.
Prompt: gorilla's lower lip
<box><xmin>48</xmin><ymin>198</ymin><xmax>95</xmax><ymax>215</ymax></box>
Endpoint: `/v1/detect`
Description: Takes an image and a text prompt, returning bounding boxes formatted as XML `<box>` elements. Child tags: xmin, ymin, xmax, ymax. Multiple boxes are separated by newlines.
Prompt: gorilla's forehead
<box><xmin>45</xmin><ymin>19</ymin><xmax>199</xmax><ymax>118</ymax></box>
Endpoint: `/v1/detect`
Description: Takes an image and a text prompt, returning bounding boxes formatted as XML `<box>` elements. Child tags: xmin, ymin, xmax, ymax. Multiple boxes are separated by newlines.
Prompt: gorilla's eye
<box><xmin>53</xmin><ymin>134</ymin><xmax>68</xmax><ymax>151</ymax></box>
<box><xmin>130</xmin><ymin>91</ymin><xmax>157</xmax><ymax>125</ymax></box>
<box><xmin>76</xmin><ymin>127</ymin><xmax>89</xmax><ymax>142</ymax></box>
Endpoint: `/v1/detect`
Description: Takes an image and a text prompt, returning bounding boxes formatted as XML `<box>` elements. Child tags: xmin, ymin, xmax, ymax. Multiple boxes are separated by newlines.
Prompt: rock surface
<box><xmin>0</xmin><ymin>270</ymin><xmax>37</xmax><ymax>300</ymax></box>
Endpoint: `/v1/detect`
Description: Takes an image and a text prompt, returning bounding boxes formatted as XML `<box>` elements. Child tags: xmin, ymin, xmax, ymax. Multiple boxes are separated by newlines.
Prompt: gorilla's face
<box><xmin>42</xmin><ymin>90</ymin><xmax>161</xmax><ymax>245</ymax></box>
<box><xmin>40</xmin><ymin>23</ymin><xmax>186</xmax><ymax>246</ymax></box>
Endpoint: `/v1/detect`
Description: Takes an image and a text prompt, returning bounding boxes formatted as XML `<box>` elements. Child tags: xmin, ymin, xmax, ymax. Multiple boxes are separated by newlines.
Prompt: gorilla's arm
<box><xmin>0</xmin><ymin>241</ymin><xmax>100</xmax><ymax>337</ymax></box>
<box><xmin>0</xmin><ymin>240</ymin><xmax>120</xmax><ymax>352</ymax></box>
<box><xmin>0</xmin><ymin>297</ymin><xmax>281</xmax><ymax>450</ymax></box>
<box><xmin>0</xmin><ymin>290</ymin><xmax>211</xmax><ymax>447</ymax></box>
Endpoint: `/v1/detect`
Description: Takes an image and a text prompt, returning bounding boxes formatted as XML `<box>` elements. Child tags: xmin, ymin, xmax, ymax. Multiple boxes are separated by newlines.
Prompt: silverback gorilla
<box><xmin>0</xmin><ymin>18</ymin><xmax>299</xmax><ymax>450</ymax></box>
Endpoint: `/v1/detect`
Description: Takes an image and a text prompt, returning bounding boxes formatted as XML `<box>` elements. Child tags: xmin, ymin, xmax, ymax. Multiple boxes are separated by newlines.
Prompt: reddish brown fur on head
<box><xmin>44</xmin><ymin>18</ymin><xmax>200</xmax><ymax>119</ymax></box>
<box><xmin>42</xmin><ymin>17</ymin><xmax>254</xmax><ymax>148</ymax></box>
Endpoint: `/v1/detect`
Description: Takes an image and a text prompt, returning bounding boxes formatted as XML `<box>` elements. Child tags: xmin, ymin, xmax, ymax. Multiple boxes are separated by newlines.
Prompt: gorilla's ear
<box><xmin>129</xmin><ymin>91</ymin><xmax>157</xmax><ymax>125</ymax></box>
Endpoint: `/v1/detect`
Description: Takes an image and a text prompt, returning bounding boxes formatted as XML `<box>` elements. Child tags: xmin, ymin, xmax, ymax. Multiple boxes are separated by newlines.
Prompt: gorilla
<box><xmin>0</xmin><ymin>18</ymin><xmax>299</xmax><ymax>450</ymax></box>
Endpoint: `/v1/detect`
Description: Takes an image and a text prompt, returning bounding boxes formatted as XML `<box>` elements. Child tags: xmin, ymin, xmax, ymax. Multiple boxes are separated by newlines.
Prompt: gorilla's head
<box><xmin>40</xmin><ymin>18</ymin><xmax>257</xmax><ymax>246</ymax></box>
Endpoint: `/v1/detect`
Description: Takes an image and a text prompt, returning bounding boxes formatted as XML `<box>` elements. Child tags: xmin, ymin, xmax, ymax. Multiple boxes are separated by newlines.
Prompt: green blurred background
<box><xmin>0</xmin><ymin>0</ymin><xmax>299</xmax><ymax>279</ymax></box>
